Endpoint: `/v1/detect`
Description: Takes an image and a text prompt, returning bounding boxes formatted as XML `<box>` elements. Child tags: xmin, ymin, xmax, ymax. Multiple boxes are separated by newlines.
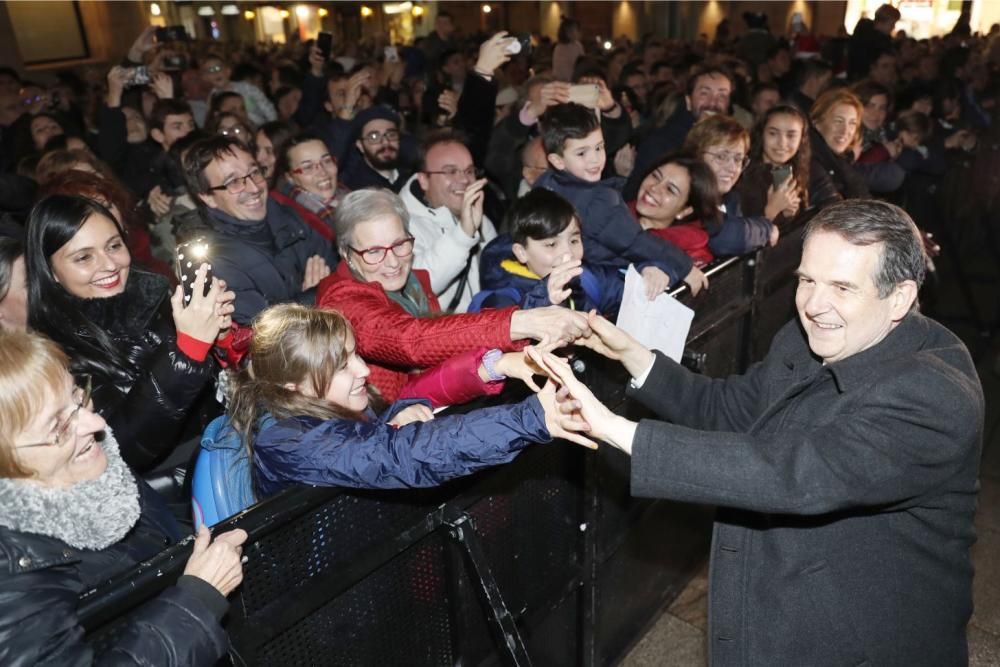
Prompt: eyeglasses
<box><xmin>220</xmin><ymin>126</ymin><xmax>246</xmax><ymax>137</ymax></box>
<box><xmin>291</xmin><ymin>155</ymin><xmax>336</xmax><ymax>175</ymax></box>
<box><xmin>423</xmin><ymin>166</ymin><xmax>483</xmax><ymax>179</ymax></box>
<box><xmin>362</xmin><ymin>129</ymin><xmax>400</xmax><ymax>145</ymax></box>
<box><xmin>350</xmin><ymin>237</ymin><xmax>415</xmax><ymax>265</ymax></box>
<box><xmin>18</xmin><ymin>375</ymin><xmax>92</xmax><ymax>449</ymax></box>
<box><xmin>208</xmin><ymin>167</ymin><xmax>266</xmax><ymax>194</ymax></box>
<box><xmin>704</xmin><ymin>151</ymin><xmax>749</xmax><ymax>170</ymax></box>
<box><xmin>205</xmin><ymin>64</ymin><xmax>224</xmax><ymax>74</ymax></box>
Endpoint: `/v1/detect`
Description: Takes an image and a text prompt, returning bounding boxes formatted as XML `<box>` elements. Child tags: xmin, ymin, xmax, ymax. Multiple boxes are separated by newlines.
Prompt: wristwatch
<box><xmin>481</xmin><ymin>348</ymin><xmax>506</xmax><ymax>382</ymax></box>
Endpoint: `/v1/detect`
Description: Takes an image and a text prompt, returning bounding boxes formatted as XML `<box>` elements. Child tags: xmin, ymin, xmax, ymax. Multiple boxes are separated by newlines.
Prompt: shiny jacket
<box><xmin>316</xmin><ymin>262</ymin><xmax>521</xmax><ymax>402</ymax></box>
<box><xmin>0</xmin><ymin>482</ymin><xmax>229</xmax><ymax>666</ymax></box>
<box><xmin>809</xmin><ymin>127</ymin><xmax>871</xmax><ymax>200</ymax></box>
<box><xmin>69</xmin><ymin>271</ymin><xmax>217</xmax><ymax>472</ymax></box>
<box><xmin>252</xmin><ymin>396</ymin><xmax>551</xmax><ymax>498</ymax></box>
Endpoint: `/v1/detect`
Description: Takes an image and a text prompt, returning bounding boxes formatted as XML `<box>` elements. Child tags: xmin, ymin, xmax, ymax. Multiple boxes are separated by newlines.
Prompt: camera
<box><xmin>156</xmin><ymin>25</ymin><xmax>189</xmax><ymax>43</ymax></box>
<box><xmin>124</xmin><ymin>66</ymin><xmax>151</xmax><ymax>88</ymax></box>
<box><xmin>161</xmin><ymin>54</ymin><xmax>188</xmax><ymax>71</ymax></box>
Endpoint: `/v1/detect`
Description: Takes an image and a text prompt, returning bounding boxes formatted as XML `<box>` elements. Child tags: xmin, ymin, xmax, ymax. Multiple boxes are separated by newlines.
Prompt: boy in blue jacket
<box><xmin>533</xmin><ymin>103</ymin><xmax>705</xmax><ymax>294</ymax></box>
<box><xmin>474</xmin><ymin>188</ymin><xmax>637</xmax><ymax>315</ymax></box>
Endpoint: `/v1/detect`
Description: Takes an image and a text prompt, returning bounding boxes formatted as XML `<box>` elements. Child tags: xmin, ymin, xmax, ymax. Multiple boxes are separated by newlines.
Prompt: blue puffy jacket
<box><xmin>473</xmin><ymin>235</ymin><xmax>624</xmax><ymax>316</ymax></box>
<box><xmin>709</xmin><ymin>190</ymin><xmax>775</xmax><ymax>259</ymax></box>
<box><xmin>253</xmin><ymin>396</ymin><xmax>551</xmax><ymax>498</ymax></box>
<box><xmin>533</xmin><ymin>170</ymin><xmax>693</xmax><ymax>285</ymax></box>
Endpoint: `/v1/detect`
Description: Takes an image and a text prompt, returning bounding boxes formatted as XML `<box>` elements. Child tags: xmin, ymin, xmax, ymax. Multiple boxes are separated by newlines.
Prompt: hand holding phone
<box><xmin>176</xmin><ymin>239</ymin><xmax>214</xmax><ymax>304</ymax></box>
<box><xmin>317</xmin><ymin>32</ymin><xmax>333</xmax><ymax>61</ymax></box>
<box><xmin>771</xmin><ymin>164</ymin><xmax>793</xmax><ymax>189</ymax></box>
<box><xmin>568</xmin><ymin>84</ymin><xmax>600</xmax><ymax>109</ymax></box>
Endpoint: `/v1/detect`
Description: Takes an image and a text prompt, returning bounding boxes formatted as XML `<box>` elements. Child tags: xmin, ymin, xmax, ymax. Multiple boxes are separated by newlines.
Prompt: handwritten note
<box><xmin>615</xmin><ymin>265</ymin><xmax>694</xmax><ymax>362</ymax></box>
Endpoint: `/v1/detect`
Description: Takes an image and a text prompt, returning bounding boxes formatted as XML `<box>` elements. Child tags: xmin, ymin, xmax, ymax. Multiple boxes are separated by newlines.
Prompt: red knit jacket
<box><xmin>316</xmin><ymin>262</ymin><xmax>524</xmax><ymax>402</ymax></box>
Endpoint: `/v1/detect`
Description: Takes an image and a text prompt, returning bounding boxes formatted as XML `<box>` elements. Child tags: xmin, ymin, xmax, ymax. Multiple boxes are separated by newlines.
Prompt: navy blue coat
<box><xmin>629</xmin><ymin>314</ymin><xmax>983</xmax><ymax>666</ymax></box>
<box><xmin>202</xmin><ymin>198</ymin><xmax>339</xmax><ymax>324</ymax></box>
<box><xmin>475</xmin><ymin>234</ymin><xmax>623</xmax><ymax>315</ymax></box>
<box><xmin>709</xmin><ymin>190</ymin><xmax>775</xmax><ymax>259</ymax></box>
<box><xmin>253</xmin><ymin>396</ymin><xmax>551</xmax><ymax>498</ymax></box>
<box><xmin>533</xmin><ymin>170</ymin><xmax>693</xmax><ymax>285</ymax></box>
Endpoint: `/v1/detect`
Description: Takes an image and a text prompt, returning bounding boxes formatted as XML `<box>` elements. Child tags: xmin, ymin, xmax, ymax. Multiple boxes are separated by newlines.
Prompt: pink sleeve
<box><xmin>396</xmin><ymin>347</ymin><xmax>505</xmax><ymax>408</ymax></box>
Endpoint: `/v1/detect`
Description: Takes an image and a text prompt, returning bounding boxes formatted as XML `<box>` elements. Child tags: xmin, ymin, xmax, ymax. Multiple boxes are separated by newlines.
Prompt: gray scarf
<box><xmin>0</xmin><ymin>430</ymin><xmax>141</xmax><ymax>550</ymax></box>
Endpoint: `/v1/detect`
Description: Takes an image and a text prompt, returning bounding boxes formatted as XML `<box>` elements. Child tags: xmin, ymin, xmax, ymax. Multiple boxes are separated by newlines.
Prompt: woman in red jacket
<box><xmin>316</xmin><ymin>189</ymin><xmax>590</xmax><ymax>405</ymax></box>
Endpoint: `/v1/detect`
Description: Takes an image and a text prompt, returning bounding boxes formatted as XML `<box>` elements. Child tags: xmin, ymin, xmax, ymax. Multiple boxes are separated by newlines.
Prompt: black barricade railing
<box><xmin>79</xmin><ymin>217</ymin><xmax>810</xmax><ymax>666</ymax></box>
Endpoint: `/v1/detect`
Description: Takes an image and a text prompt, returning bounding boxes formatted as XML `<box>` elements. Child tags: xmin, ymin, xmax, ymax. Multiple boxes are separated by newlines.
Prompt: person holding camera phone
<box><xmin>24</xmin><ymin>194</ymin><xmax>236</xmax><ymax>474</ymax></box>
<box><xmin>736</xmin><ymin>104</ymin><xmax>842</xmax><ymax>226</ymax></box>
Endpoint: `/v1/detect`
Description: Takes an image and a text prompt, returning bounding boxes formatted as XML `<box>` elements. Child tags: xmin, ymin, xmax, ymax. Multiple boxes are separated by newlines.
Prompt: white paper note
<box><xmin>615</xmin><ymin>265</ymin><xmax>694</xmax><ymax>362</ymax></box>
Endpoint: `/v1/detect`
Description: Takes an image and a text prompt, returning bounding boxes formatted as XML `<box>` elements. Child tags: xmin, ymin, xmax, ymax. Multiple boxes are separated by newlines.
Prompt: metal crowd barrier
<box><xmin>78</xmin><ymin>219</ymin><xmax>809</xmax><ymax>666</ymax></box>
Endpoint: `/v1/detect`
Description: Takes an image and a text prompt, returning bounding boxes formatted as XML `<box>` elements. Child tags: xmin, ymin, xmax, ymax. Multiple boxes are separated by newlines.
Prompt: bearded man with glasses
<box><xmin>182</xmin><ymin>136</ymin><xmax>339</xmax><ymax>325</ymax></box>
<box><xmin>338</xmin><ymin>106</ymin><xmax>416</xmax><ymax>192</ymax></box>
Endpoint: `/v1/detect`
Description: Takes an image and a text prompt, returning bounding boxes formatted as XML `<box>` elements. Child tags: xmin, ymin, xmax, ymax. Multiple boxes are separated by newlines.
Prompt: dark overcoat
<box><xmin>628</xmin><ymin>313</ymin><xmax>984</xmax><ymax>666</ymax></box>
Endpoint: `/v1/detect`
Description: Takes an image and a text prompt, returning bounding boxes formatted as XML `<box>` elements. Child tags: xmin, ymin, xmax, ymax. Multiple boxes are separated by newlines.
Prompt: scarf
<box><xmin>345</xmin><ymin>261</ymin><xmax>430</xmax><ymax>317</ymax></box>
<box><xmin>0</xmin><ymin>429</ymin><xmax>141</xmax><ymax>550</ymax></box>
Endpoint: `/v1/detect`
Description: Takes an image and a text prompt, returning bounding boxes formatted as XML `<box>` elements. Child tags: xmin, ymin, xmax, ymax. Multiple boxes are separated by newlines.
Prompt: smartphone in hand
<box><xmin>317</xmin><ymin>32</ymin><xmax>333</xmax><ymax>61</ymax></box>
<box><xmin>176</xmin><ymin>238</ymin><xmax>214</xmax><ymax>303</ymax></box>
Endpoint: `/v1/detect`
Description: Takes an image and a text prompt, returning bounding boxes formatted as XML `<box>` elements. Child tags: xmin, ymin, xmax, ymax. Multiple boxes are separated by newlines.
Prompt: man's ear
<box><xmin>511</xmin><ymin>242</ymin><xmax>529</xmax><ymax>265</ymax></box>
<box><xmin>890</xmin><ymin>279</ymin><xmax>918</xmax><ymax>320</ymax></box>
<box><xmin>685</xmin><ymin>94</ymin><xmax>693</xmax><ymax>111</ymax></box>
<box><xmin>197</xmin><ymin>192</ymin><xmax>219</xmax><ymax>210</ymax></box>
<box><xmin>547</xmin><ymin>153</ymin><xmax>566</xmax><ymax>171</ymax></box>
<box><xmin>416</xmin><ymin>171</ymin><xmax>430</xmax><ymax>192</ymax></box>
<box><xmin>150</xmin><ymin>128</ymin><xmax>165</xmax><ymax>147</ymax></box>
<box><xmin>355</xmin><ymin>139</ymin><xmax>364</xmax><ymax>155</ymax></box>
<box><xmin>324</xmin><ymin>99</ymin><xmax>334</xmax><ymax>114</ymax></box>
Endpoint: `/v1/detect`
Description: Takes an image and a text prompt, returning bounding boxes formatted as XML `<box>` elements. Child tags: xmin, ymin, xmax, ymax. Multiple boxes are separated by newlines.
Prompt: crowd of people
<box><xmin>0</xmin><ymin>4</ymin><xmax>995</xmax><ymax>663</ymax></box>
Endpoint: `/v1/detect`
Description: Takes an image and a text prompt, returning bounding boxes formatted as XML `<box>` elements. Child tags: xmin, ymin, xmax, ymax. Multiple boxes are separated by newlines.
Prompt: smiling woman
<box><xmin>0</xmin><ymin>330</ymin><xmax>247</xmax><ymax>665</ymax></box>
<box><xmin>24</xmin><ymin>194</ymin><xmax>236</xmax><ymax>473</ymax></box>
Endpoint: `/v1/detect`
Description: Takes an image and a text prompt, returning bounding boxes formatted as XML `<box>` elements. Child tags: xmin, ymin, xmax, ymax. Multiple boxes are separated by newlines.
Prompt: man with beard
<box><xmin>339</xmin><ymin>106</ymin><xmax>415</xmax><ymax>192</ymax></box>
<box><xmin>401</xmin><ymin>130</ymin><xmax>497</xmax><ymax>312</ymax></box>
<box><xmin>183</xmin><ymin>136</ymin><xmax>338</xmax><ymax>325</ymax></box>
<box><xmin>628</xmin><ymin>65</ymin><xmax>734</xmax><ymax>198</ymax></box>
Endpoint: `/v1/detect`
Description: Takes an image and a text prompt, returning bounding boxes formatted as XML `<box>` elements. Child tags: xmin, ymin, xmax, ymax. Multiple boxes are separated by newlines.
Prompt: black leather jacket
<box><xmin>69</xmin><ymin>271</ymin><xmax>218</xmax><ymax>472</ymax></box>
<box><xmin>0</xmin><ymin>482</ymin><xmax>229</xmax><ymax>666</ymax></box>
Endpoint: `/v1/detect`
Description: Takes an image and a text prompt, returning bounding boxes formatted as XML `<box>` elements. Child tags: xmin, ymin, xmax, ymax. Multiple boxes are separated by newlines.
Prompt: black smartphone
<box><xmin>124</xmin><ymin>66</ymin><xmax>151</xmax><ymax>88</ymax></box>
<box><xmin>317</xmin><ymin>32</ymin><xmax>333</xmax><ymax>61</ymax></box>
<box><xmin>175</xmin><ymin>238</ymin><xmax>214</xmax><ymax>303</ymax></box>
<box><xmin>771</xmin><ymin>164</ymin><xmax>793</xmax><ymax>189</ymax></box>
<box><xmin>156</xmin><ymin>25</ymin><xmax>189</xmax><ymax>43</ymax></box>
<box><xmin>161</xmin><ymin>54</ymin><xmax>188</xmax><ymax>71</ymax></box>
<box><xmin>517</xmin><ymin>33</ymin><xmax>532</xmax><ymax>56</ymax></box>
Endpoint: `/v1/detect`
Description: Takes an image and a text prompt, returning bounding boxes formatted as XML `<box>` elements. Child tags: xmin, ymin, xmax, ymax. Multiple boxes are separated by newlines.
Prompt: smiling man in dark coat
<box><xmin>543</xmin><ymin>199</ymin><xmax>984</xmax><ymax>666</ymax></box>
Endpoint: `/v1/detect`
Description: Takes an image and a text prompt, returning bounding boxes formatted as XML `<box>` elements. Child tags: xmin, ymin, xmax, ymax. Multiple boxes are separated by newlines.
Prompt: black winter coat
<box><xmin>0</xmin><ymin>481</ymin><xmax>229</xmax><ymax>665</ymax></box>
<box><xmin>809</xmin><ymin>127</ymin><xmax>870</xmax><ymax>200</ymax></box>
<box><xmin>629</xmin><ymin>314</ymin><xmax>983</xmax><ymax>666</ymax></box>
<box><xmin>201</xmin><ymin>198</ymin><xmax>339</xmax><ymax>324</ymax></box>
<box><xmin>66</xmin><ymin>271</ymin><xmax>217</xmax><ymax>472</ymax></box>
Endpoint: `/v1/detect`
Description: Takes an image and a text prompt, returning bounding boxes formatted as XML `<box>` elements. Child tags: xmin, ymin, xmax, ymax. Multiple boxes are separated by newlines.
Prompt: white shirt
<box><xmin>400</xmin><ymin>174</ymin><xmax>497</xmax><ymax>312</ymax></box>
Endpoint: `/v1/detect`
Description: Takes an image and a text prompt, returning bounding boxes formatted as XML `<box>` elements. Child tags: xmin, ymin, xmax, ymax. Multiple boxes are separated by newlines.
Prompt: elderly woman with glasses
<box><xmin>0</xmin><ymin>330</ymin><xmax>248</xmax><ymax>665</ymax></box>
<box><xmin>269</xmin><ymin>132</ymin><xmax>351</xmax><ymax>243</ymax></box>
<box><xmin>25</xmin><ymin>194</ymin><xmax>235</xmax><ymax>473</ymax></box>
<box><xmin>316</xmin><ymin>189</ymin><xmax>592</xmax><ymax>407</ymax></box>
<box><xmin>681</xmin><ymin>114</ymin><xmax>780</xmax><ymax>258</ymax></box>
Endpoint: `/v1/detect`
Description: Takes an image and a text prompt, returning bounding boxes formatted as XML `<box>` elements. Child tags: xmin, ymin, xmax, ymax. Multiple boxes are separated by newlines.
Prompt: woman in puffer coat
<box><xmin>315</xmin><ymin>189</ymin><xmax>590</xmax><ymax>405</ymax></box>
<box><xmin>25</xmin><ymin>194</ymin><xmax>236</xmax><ymax>472</ymax></box>
<box><xmin>0</xmin><ymin>331</ymin><xmax>246</xmax><ymax>665</ymax></box>
<box><xmin>225</xmin><ymin>304</ymin><xmax>582</xmax><ymax>499</ymax></box>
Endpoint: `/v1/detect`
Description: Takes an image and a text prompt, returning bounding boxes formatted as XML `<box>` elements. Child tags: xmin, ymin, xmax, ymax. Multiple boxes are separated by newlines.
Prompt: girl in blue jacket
<box><xmin>226</xmin><ymin>303</ymin><xmax>569</xmax><ymax>499</ymax></box>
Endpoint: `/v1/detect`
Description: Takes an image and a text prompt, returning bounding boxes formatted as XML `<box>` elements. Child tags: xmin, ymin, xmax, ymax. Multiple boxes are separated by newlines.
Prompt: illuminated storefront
<box><xmin>845</xmin><ymin>0</ymin><xmax>1000</xmax><ymax>38</ymax></box>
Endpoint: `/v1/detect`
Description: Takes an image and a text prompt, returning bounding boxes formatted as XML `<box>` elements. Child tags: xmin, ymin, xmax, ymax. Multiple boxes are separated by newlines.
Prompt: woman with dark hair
<box><xmin>628</xmin><ymin>154</ymin><xmax>721</xmax><ymax>276</ymax></box>
<box><xmin>24</xmin><ymin>194</ymin><xmax>235</xmax><ymax>472</ymax></box>
<box><xmin>0</xmin><ymin>235</ymin><xmax>27</xmax><ymax>331</ymax></box>
<box><xmin>40</xmin><ymin>168</ymin><xmax>173</xmax><ymax>279</ymax></box>
<box><xmin>553</xmin><ymin>17</ymin><xmax>584</xmax><ymax>82</ymax></box>
<box><xmin>269</xmin><ymin>132</ymin><xmax>350</xmax><ymax>241</ymax></box>
<box><xmin>736</xmin><ymin>104</ymin><xmax>840</xmax><ymax>222</ymax></box>
<box><xmin>207</xmin><ymin>90</ymin><xmax>249</xmax><ymax>127</ymax></box>
<box><xmin>13</xmin><ymin>112</ymin><xmax>66</xmax><ymax>166</ymax></box>
<box><xmin>255</xmin><ymin>121</ymin><xmax>295</xmax><ymax>185</ymax></box>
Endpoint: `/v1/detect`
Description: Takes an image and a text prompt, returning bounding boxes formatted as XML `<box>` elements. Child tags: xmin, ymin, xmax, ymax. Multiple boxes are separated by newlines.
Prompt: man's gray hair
<box><xmin>333</xmin><ymin>189</ymin><xmax>411</xmax><ymax>258</ymax></box>
<box><xmin>803</xmin><ymin>199</ymin><xmax>927</xmax><ymax>299</ymax></box>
